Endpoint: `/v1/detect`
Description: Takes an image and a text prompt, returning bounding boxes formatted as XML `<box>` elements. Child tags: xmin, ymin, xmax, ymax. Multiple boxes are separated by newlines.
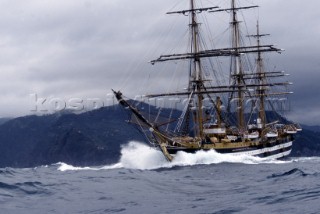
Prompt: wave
<box><xmin>0</xmin><ymin>181</ymin><xmax>49</xmax><ymax>196</ymax></box>
<box><xmin>290</xmin><ymin>157</ymin><xmax>320</xmax><ymax>163</ymax></box>
<box><xmin>56</xmin><ymin>162</ymin><xmax>123</xmax><ymax>172</ymax></box>
<box><xmin>57</xmin><ymin>141</ymin><xmax>290</xmax><ymax>171</ymax></box>
<box><xmin>268</xmin><ymin>168</ymin><xmax>309</xmax><ymax>179</ymax></box>
<box><xmin>0</xmin><ymin>168</ymin><xmax>16</xmax><ymax>176</ymax></box>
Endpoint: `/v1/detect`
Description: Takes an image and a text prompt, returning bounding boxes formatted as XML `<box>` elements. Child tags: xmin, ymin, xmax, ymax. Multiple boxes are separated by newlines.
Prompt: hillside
<box><xmin>0</xmin><ymin>106</ymin><xmax>144</xmax><ymax>168</ymax></box>
<box><xmin>0</xmin><ymin>105</ymin><xmax>319</xmax><ymax>168</ymax></box>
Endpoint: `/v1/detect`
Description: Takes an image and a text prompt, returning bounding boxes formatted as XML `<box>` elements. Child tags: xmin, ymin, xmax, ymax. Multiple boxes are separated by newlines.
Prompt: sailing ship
<box><xmin>113</xmin><ymin>0</ymin><xmax>301</xmax><ymax>161</ymax></box>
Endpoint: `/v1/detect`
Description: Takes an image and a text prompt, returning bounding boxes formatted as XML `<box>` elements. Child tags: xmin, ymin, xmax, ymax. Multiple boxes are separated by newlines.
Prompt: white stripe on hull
<box><xmin>231</xmin><ymin>141</ymin><xmax>292</xmax><ymax>157</ymax></box>
<box><xmin>263</xmin><ymin>150</ymin><xmax>292</xmax><ymax>159</ymax></box>
<box><xmin>168</xmin><ymin>141</ymin><xmax>293</xmax><ymax>160</ymax></box>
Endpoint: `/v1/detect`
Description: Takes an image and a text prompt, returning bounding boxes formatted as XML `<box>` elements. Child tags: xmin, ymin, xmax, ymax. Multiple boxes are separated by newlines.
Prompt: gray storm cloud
<box><xmin>0</xmin><ymin>0</ymin><xmax>318</xmax><ymax>125</ymax></box>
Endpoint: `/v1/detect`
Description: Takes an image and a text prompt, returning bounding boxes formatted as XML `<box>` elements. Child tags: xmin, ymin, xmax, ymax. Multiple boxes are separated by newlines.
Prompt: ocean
<box><xmin>1</xmin><ymin>141</ymin><xmax>320</xmax><ymax>214</ymax></box>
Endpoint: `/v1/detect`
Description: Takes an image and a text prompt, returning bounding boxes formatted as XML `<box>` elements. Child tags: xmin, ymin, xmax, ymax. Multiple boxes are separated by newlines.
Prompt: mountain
<box><xmin>0</xmin><ymin>106</ymin><xmax>145</xmax><ymax>168</ymax></box>
<box><xmin>302</xmin><ymin>125</ymin><xmax>320</xmax><ymax>133</ymax></box>
<box><xmin>291</xmin><ymin>128</ymin><xmax>320</xmax><ymax>157</ymax></box>
<box><xmin>0</xmin><ymin>105</ymin><xmax>319</xmax><ymax>168</ymax></box>
<box><xmin>0</xmin><ymin>117</ymin><xmax>12</xmax><ymax>125</ymax></box>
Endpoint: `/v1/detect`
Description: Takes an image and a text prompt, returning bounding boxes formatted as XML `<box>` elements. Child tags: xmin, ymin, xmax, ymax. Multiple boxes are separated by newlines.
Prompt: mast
<box><xmin>248</xmin><ymin>21</ymin><xmax>281</xmax><ymax>128</ymax></box>
<box><xmin>230</xmin><ymin>0</ymin><xmax>245</xmax><ymax>130</ymax></box>
<box><xmin>256</xmin><ymin>21</ymin><xmax>267</xmax><ymax>127</ymax></box>
<box><xmin>190</xmin><ymin>0</ymin><xmax>204</xmax><ymax>138</ymax></box>
<box><xmin>149</xmin><ymin>1</ymin><xmax>286</xmax><ymax>136</ymax></box>
<box><xmin>216</xmin><ymin>97</ymin><xmax>222</xmax><ymax>127</ymax></box>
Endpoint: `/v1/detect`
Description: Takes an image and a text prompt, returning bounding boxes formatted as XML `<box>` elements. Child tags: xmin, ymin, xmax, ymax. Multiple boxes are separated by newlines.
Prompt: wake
<box><xmin>57</xmin><ymin>141</ymin><xmax>293</xmax><ymax>171</ymax></box>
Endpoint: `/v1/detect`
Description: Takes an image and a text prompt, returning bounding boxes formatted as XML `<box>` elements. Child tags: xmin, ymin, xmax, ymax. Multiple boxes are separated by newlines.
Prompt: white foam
<box><xmin>117</xmin><ymin>141</ymin><xmax>172</xmax><ymax>169</ymax></box>
<box><xmin>57</xmin><ymin>141</ymin><xmax>290</xmax><ymax>171</ymax></box>
<box><xmin>57</xmin><ymin>162</ymin><xmax>122</xmax><ymax>172</ymax></box>
<box><xmin>291</xmin><ymin>157</ymin><xmax>320</xmax><ymax>163</ymax></box>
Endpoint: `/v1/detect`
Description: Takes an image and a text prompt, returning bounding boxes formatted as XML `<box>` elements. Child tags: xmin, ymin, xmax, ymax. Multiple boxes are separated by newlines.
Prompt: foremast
<box><xmin>156</xmin><ymin>0</ymin><xmax>218</xmax><ymax>139</ymax></box>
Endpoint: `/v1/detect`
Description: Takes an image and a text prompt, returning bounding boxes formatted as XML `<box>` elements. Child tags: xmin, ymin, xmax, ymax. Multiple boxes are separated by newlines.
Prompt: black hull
<box><xmin>165</xmin><ymin>138</ymin><xmax>293</xmax><ymax>159</ymax></box>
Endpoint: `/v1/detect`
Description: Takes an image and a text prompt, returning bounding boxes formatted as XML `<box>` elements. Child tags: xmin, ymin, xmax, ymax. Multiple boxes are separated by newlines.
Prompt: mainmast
<box><xmin>149</xmin><ymin>2</ymin><xmax>219</xmax><ymax>138</ymax></box>
<box><xmin>230</xmin><ymin>0</ymin><xmax>245</xmax><ymax>130</ymax></box>
<box><xmin>190</xmin><ymin>0</ymin><xmax>204</xmax><ymax>138</ymax></box>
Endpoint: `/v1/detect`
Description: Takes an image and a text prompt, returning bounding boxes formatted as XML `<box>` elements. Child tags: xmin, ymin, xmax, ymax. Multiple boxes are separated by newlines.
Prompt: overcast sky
<box><xmin>0</xmin><ymin>0</ymin><xmax>319</xmax><ymax>125</ymax></box>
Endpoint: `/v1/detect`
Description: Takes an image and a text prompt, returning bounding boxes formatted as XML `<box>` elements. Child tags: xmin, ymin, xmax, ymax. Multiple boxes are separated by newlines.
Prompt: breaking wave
<box><xmin>57</xmin><ymin>141</ymin><xmax>291</xmax><ymax>171</ymax></box>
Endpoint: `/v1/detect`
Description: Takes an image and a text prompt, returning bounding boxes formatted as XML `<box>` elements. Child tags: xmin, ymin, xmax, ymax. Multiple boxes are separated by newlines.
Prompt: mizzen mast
<box><xmin>249</xmin><ymin>21</ymin><xmax>270</xmax><ymax>128</ymax></box>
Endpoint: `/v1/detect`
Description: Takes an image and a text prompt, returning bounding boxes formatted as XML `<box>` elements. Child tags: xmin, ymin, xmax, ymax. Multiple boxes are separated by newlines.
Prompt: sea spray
<box><xmin>118</xmin><ymin>141</ymin><xmax>170</xmax><ymax>169</ymax></box>
<box><xmin>57</xmin><ymin>141</ymin><xmax>289</xmax><ymax>171</ymax></box>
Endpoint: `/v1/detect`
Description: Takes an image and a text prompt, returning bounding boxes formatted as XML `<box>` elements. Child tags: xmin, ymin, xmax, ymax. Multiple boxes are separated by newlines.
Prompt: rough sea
<box><xmin>1</xmin><ymin>141</ymin><xmax>319</xmax><ymax>214</ymax></box>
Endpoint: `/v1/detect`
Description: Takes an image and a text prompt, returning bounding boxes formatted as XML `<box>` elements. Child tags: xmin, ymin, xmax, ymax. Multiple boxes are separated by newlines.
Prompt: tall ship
<box><xmin>113</xmin><ymin>0</ymin><xmax>301</xmax><ymax>161</ymax></box>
